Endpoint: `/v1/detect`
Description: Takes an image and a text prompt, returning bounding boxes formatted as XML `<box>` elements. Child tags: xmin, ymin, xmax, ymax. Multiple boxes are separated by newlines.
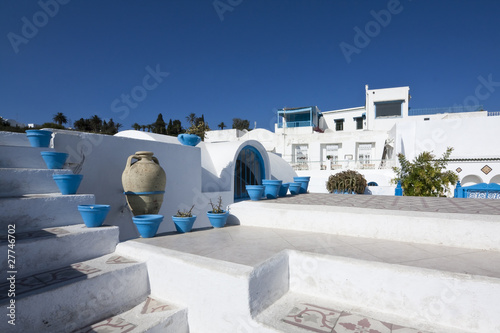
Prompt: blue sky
<box><xmin>2</xmin><ymin>0</ymin><xmax>500</xmax><ymax>131</ymax></box>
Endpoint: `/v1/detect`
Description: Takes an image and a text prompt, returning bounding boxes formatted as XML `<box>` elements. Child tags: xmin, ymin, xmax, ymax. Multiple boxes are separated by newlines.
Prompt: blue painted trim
<box><xmin>454</xmin><ymin>182</ymin><xmax>500</xmax><ymax>199</ymax></box>
<box><xmin>124</xmin><ymin>191</ymin><xmax>165</xmax><ymax>195</ymax></box>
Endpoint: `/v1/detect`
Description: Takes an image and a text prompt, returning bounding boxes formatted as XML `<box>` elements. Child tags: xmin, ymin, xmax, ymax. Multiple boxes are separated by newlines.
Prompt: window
<box><xmin>355</xmin><ymin>117</ymin><xmax>363</xmax><ymax>130</ymax></box>
<box><xmin>293</xmin><ymin>144</ymin><xmax>308</xmax><ymax>164</ymax></box>
<box><xmin>375</xmin><ymin>101</ymin><xmax>403</xmax><ymax>118</ymax></box>
<box><xmin>324</xmin><ymin>144</ymin><xmax>339</xmax><ymax>163</ymax></box>
<box><xmin>334</xmin><ymin>119</ymin><xmax>344</xmax><ymax>131</ymax></box>
<box><xmin>358</xmin><ymin>143</ymin><xmax>372</xmax><ymax>165</ymax></box>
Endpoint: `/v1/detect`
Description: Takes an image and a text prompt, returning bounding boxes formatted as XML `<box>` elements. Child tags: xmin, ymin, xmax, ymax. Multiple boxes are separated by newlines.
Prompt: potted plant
<box><xmin>78</xmin><ymin>204</ymin><xmax>111</xmax><ymax>228</ymax></box>
<box><xmin>207</xmin><ymin>196</ymin><xmax>229</xmax><ymax>228</ymax></box>
<box><xmin>26</xmin><ymin>129</ymin><xmax>52</xmax><ymax>147</ymax></box>
<box><xmin>262</xmin><ymin>179</ymin><xmax>283</xmax><ymax>199</ymax></box>
<box><xmin>245</xmin><ymin>185</ymin><xmax>265</xmax><ymax>201</ymax></box>
<box><xmin>132</xmin><ymin>214</ymin><xmax>164</xmax><ymax>238</ymax></box>
<box><xmin>41</xmin><ymin>151</ymin><xmax>69</xmax><ymax>169</ymax></box>
<box><xmin>171</xmin><ymin>205</ymin><xmax>197</xmax><ymax>233</ymax></box>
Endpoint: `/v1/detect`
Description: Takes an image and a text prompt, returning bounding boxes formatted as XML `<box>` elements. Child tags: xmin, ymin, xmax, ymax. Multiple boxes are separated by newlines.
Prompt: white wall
<box><xmin>367</xmin><ymin>86</ymin><xmax>410</xmax><ymax>131</ymax></box>
<box><xmin>52</xmin><ymin>130</ymin><xmax>222</xmax><ymax>240</ymax></box>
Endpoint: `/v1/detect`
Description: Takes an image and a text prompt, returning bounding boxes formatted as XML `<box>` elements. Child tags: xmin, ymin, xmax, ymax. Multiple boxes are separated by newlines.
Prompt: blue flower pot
<box><xmin>177</xmin><ymin>134</ymin><xmax>201</xmax><ymax>146</ymax></box>
<box><xmin>172</xmin><ymin>215</ymin><xmax>197</xmax><ymax>233</ymax></box>
<box><xmin>293</xmin><ymin>176</ymin><xmax>311</xmax><ymax>194</ymax></box>
<box><xmin>78</xmin><ymin>205</ymin><xmax>110</xmax><ymax>228</ymax></box>
<box><xmin>288</xmin><ymin>182</ymin><xmax>302</xmax><ymax>195</ymax></box>
<box><xmin>262</xmin><ymin>179</ymin><xmax>283</xmax><ymax>199</ymax></box>
<box><xmin>53</xmin><ymin>174</ymin><xmax>83</xmax><ymax>195</ymax></box>
<box><xmin>26</xmin><ymin>130</ymin><xmax>52</xmax><ymax>147</ymax></box>
<box><xmin>279</xmin><ymin>183</ymin><xmax>290</xmax><ymax>197</ymax></box>
<box><xmin>245</xmin><ymin>185</ymin><xmax>264</xmax><ymax>201</ymax></box>
<box><xmin>41</xmin><ymin>151</ymin><xmax>69</xmax><ymax>169</ymax></box>
<box><xmin>132</xmin><ymin>214</ymin><xmax>164</xmax><ymax>238</ymax></box>
<box><xmin>207</xmin><ymin>210</ymin><xmax>229</xmax><ymax>228</ymax></box>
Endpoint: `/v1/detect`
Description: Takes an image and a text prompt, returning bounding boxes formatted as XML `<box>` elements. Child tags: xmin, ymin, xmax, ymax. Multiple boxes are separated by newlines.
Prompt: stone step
<box><xmin>282</xmin><ymin>250</ymin><xmax>500</xmax><ymax>333</ymax></box>
<box><xmin>0</xmin><ymin>145</ymin><xmax>54</xmax><ymax>169</ymax></box>
<box><xmin>0</xmin><ymin>253</ymin><xmax>149</xmax><ymax>333</ymax></box>
<box><xmin>72</xmin><ymin>295</ymin><xmax>189</xmax><ymax>333</ymax></box>
<box><xmin>0</xmin><ymin>168</ymin><xmax>73</xmax><ymax>197</ymax></box>
<box><xmin>0</xmin><ymin>224</ymin><xmax>119</xmax><ymax>280</ymax></box>
<box><xmin>257</xmin><ymin>292</ymin><xmax>439</xmax><ymax>333</ymax></box>
<box><xmin>0</xmin><ymin>194</ymin><xmax>95</xmax><ymax>233</ymax></box>
<box><xmin>0</xmin><ymin>131</ymin><xmax>32</xmax><ymax>147</ymax></box>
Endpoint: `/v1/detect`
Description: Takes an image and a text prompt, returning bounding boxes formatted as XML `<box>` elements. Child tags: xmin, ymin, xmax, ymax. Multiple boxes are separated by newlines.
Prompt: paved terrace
<box><xmin>134</xmin><ymin>194</ymin><xmax>500</xmax><ymax>278</ymax></box>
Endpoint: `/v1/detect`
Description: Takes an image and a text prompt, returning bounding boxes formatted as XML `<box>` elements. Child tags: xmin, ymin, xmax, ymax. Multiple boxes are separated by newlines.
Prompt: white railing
<box><xmin>289</xmin><ymin>159</ymin><xmax>395</xmax><ymax>171</ymax></box>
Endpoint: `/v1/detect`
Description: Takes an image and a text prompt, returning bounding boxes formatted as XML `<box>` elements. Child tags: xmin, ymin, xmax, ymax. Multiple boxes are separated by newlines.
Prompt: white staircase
<box><xmin>0</xmin><ymin>132</ymin><xmax>188</xmax><ymax>332</ymax></box>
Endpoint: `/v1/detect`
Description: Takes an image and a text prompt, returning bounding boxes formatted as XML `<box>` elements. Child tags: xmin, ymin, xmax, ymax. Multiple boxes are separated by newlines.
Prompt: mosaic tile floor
<box><xmin>73</xmin><ymin>297</ymin><xmax>172</xmax><ymax>333</ymax></box>
<box><xmin>0</xmin><ymin>255</ymin><xmax>135</xmax><ymax>301</ymax></box>
<box><xmin>266</xmin><ymin>193</ymin><xmax>500</xmax><ymax>215</ymax></box>
<box><xmin>283</xmin><ymin>303</ymin><xmax>431</xmax><ymax>333</ymax></box>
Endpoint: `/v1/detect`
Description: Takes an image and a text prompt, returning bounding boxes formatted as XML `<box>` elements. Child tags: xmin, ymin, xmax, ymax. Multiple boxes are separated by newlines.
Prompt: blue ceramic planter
<box><xmin>245</xmin><ymin>185</ymin><xmax>264</xmax><ymax>201</ymax></box>
<box><xmin>279</xmin><ymin>183</ymin><xmax>290</xmax><ymax>197</ymax></box>
<box><xmin>132</xmin><ymin>214</ymin><xmax>164</xmax><ymax>238</ymax></box>
<box><xmin>177</xmin><ymin>134</ymin><xmax>201</xmax><ymax>146</ymax></box>
<box><xmin>288</xmin><ymin>182</ymin><xmax>302</xmax><ymax>195</ymax></box>
<box><xmin>78</xmin><ymin>205</ymin><xmax>110</xmax><ymax>228</ymax></box>
<box><xmin>53</xmin><ymin>174</ymin><xmax>83</xmax><ymax>195</ymax></box>
<box><xmin>172</xmin><ymin>215</ymin><xmax>197</xmax><ymax>233</ymax></box>
<box><xmin>26</xmin><ymin>130</ymin><xmax>52</xmax><ymax>147</ymax></box>
<box><xmin>207</xmin><ymin>211</ymin><xmax>229</xmax><ymax>228</ymax></box>
<box><xmin>41</xmin><ymin>151</ymin><xmax>69</xmax><ymax>169</ymax></box>
<box><xmin>262</xmin><ymin>179</ymin><xmax>283</xmax><ymax>199</ymax></box>
<box><xmin>293</xmin><ymin>176</ymin><xmax>311</xmax><ymax>194</ymax></box>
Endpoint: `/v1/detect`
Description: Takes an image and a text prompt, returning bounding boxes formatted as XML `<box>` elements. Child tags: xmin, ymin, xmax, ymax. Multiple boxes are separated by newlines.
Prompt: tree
<box><xmin>392</xmin><ymin>147</ymin><xmax>459</xmax><ymax>197</ymax></box>
<box><xmin>153</xmin><ymin>113</ymin><xmax>167</xmax><ymax>134</ymax></box>
<box><xmin>132</xmin><ymin>123</ymin><xmax>141</xmax><ymax>131</ymax></box>
<box><xmin>217</xmin><ymin>122</ymin><xmax>227</xmax><ymax>130</ymax></box>
<box><xmin>232</xmin><ymin>118</ymin><xmax>250</xmax><ymax>131</ymax></box>
<box><xmin>167</xmin><ymin>119</ymin><xmax>183</xmax><ymax>136</ymax></box>
<box><xmin>186</xmin><ymin>113</ymin><xmax>197</xmax><ymax>127</ymax></box>
<box><xmin>90</xmin><ymin>115</ymin><xmax>102</xmax><ymax>133</ymax></box>
<box><xmin>74</xmin><ymin>118</ymin><xmax>91</xmax><ymax>132</ymax></box>
<box><xmin>186</xmin><ymin>120</ymin><xmax>210</xmax><ymax>141</ymax></box>
<box><xmin>53</xmin><ymin>112</ymin><xmax>67</xmax><ymax>126</ymax></box>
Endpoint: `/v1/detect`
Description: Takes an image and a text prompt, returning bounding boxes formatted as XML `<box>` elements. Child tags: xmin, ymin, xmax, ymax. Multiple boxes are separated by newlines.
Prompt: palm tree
<box><xmin>132</xmin><ymin>123</ymin><xmax>141</xmax><ymax>131</ymax></box>
<box><xmin>141</xmin><ymin>125</ymin><xmax>146</xmax><ymax>131</ymax></box>
<box><xmin>90</xmin><ymin>115</ymin><xmax>102</xmax><ymax>133</ymax></box>
<box><xmin>186</xmin><ymin>113</ymin><xmax>196</xmax><ymax>126</ymax></box>
<box><xmin>217</xmin><ymin>122</ymin><xmax>227</xmax><ymax>130</ymax></box>
<box><xmin>53</xmin><ymin>112</ymin><xmax>67</xmax><ymax>126</ymax></box>
<box><xmin>146</xmin><ymin>125</ymin><xmax>152</xmax><ymax>132</ymax></box>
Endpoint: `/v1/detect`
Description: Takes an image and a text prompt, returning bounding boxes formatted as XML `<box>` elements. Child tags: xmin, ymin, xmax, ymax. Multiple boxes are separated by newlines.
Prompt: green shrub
<box><xmin>326</xmin><ymin>170</ymin><xmax>367</xmax><ymax>194</ymax></box>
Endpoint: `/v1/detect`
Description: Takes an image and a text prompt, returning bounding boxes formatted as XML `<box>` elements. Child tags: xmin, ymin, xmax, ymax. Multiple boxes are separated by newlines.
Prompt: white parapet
<box><xmin>229</xmin><ymin>200</ymin><xmax>500</xmax><ymax>251</ymax></box>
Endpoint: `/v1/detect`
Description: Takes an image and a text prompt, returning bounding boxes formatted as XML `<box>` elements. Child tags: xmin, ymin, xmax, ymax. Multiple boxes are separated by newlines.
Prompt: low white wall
<box><xmin>52</xmin><ymin>130</ymin><xmax>213</xmax><ymax>240</ymax></box>
<box><xmin>289</xmin><ymin>251</ymin><xmax>500</xmax><ymax>333</ymax></box>
<box><xmin>230</xmin><ymin>201</ymin><xmax>500</xmax><ymax>251</ymax></box>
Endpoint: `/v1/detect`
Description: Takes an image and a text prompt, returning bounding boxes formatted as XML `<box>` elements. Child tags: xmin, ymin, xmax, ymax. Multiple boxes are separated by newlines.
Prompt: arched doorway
<box><xmin>234</xmin><ymin>146</ymin><xmax>265</xmax><ymax>200</ymax></box>
<box><xmin>461</xmin><ymin>175</ymin><xmax>483</xmax><ymax>186</ymax></box>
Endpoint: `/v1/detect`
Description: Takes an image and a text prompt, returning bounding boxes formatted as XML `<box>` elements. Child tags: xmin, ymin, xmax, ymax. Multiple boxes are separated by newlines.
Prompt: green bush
<box><xmin>326</xmin><ymin>170</ymin><xmax>367</xmax><ymax>194</ymax></box>
<box><xmin>392</xmin><ymin>147</ymin><xmax>458</xmax><ymax>197</ymax></box>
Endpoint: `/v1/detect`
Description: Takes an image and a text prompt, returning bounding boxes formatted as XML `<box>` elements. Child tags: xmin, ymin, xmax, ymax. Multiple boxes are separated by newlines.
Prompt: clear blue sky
<box><xmin>2</xmin><ymin>0</ymin><xmax>500</xmax><ymax>131</ymax></box>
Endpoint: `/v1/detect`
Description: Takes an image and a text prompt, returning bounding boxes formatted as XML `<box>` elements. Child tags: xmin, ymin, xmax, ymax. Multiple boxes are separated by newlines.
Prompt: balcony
<box><xmin>290</xmin><ymin>159</ymin><xmax>395</xmax><ymax>171</ymax></box>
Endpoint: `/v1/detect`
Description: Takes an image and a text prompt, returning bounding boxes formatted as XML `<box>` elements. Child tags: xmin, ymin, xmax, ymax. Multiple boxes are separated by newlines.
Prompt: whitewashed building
<box><xmin>206</xmin><ymin>85</ymin><xmax>500</xmax><ymax>193</ymax></box>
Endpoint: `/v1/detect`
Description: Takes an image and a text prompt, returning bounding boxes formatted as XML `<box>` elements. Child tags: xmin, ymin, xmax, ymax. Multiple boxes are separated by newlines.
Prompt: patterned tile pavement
<box><xmin>282</xmin><ymin>303</ymin><xmax>432</xmax><ymax>333</ymax></box>
<box><xmin>73</xmin><ymin>297</ymin><xmax>172</xmax><ymax>333</ymax></box>
<box><xmin>267</xmin><ymin>193</ymin><xmax>500</xmax><ymax>215</ymax></box>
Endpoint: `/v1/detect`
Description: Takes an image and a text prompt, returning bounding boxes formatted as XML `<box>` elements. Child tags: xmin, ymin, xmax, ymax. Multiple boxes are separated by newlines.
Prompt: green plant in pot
<box><xmin>326</xmin><ymin>170</ymin><xmax>367</xmax><ymax>194</ymax></box>
<box><xmin>207</xmin><ymin>196</ymin><xmax>229</xmax><ymax>228</ymax></box>
<box><xmin>172</xmin><ymin>205</ymin><xmax>196</xmax><ymax>233</ymax></box>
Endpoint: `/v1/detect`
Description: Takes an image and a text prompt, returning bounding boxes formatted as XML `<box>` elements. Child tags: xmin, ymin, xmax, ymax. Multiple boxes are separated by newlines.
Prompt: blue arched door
<box><xmin>234</xmin><ymin>146</ymin><xmax>265</xmax><ymax>200</ymax></box>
